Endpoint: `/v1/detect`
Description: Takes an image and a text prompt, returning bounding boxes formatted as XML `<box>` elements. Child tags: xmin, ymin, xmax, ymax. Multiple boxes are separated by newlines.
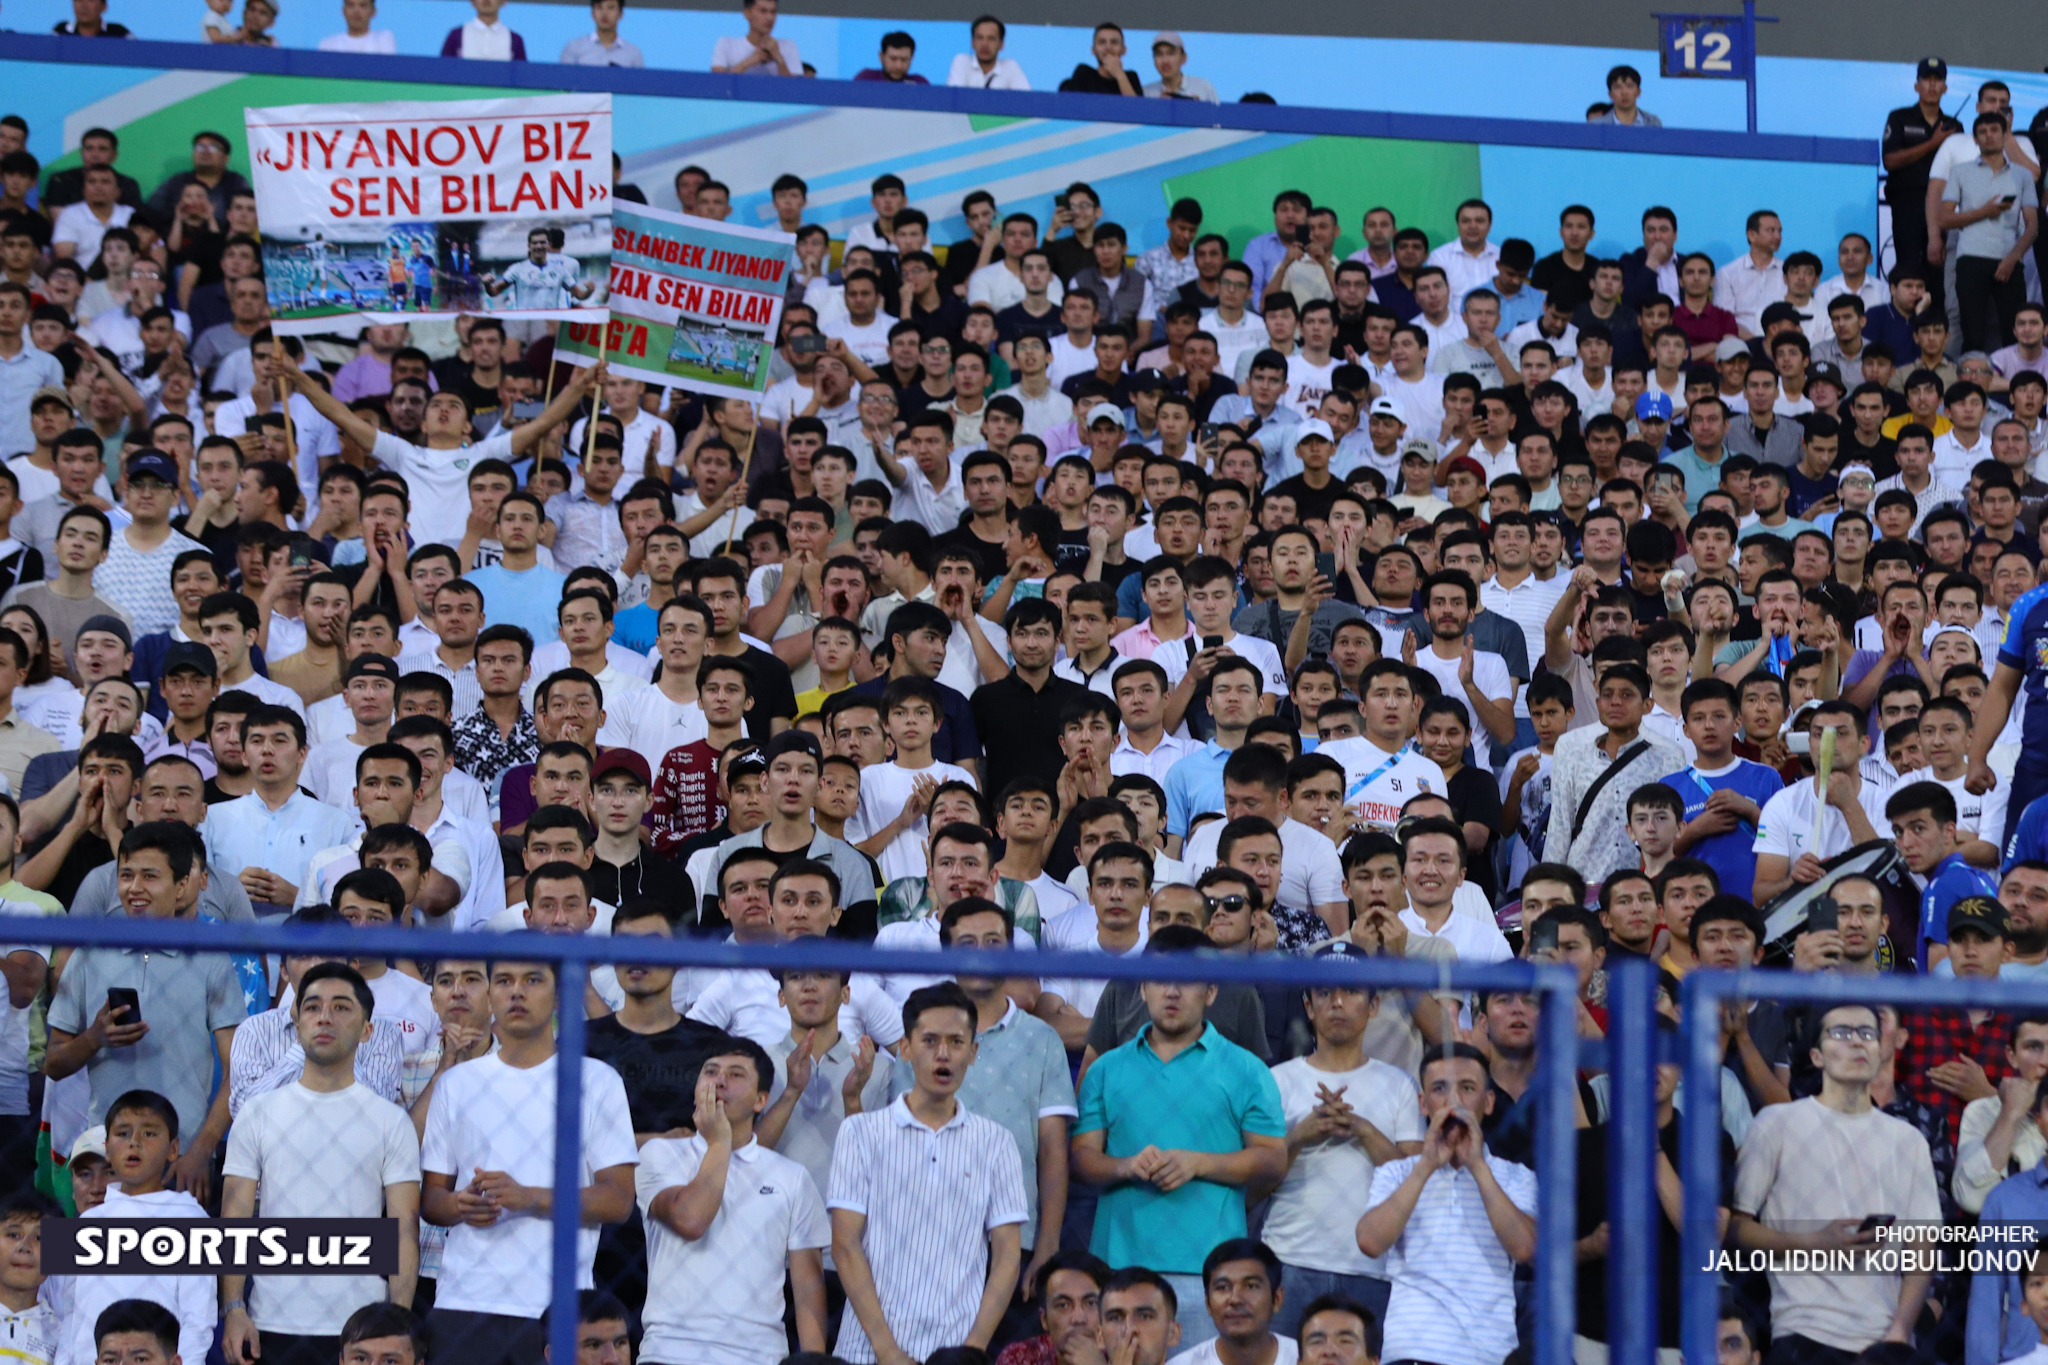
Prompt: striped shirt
<box><xmin>1479</xmin><ymin>572</ymin><xmax>1569</xmax><ymax>712</ymax></box>
<box><xmin>1368</xmin><ymin>1154</ymin><xmax>1539</xmax><ymax>1365</ymax></box>
<box><xmin>396</xmin><ymin>647</ymin><xmax>485</xmax><ymax>720</ymax></box>
<box><xmin>225</xmin><ymin>1004</ymin><xmax>404</xmax><ymax>1117</ymax></box>
<box><xmin>826</xmin><ymin>1096</ymin><xmax>1029</xmax><ymax>1363</ymax></box>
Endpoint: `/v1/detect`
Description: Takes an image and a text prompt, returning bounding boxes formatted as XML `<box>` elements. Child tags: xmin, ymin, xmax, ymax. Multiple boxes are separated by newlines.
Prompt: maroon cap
<box><xmin>593</xmin><ymin>748</ymin><xmax>650</xmax><ymax>786</ymax></box>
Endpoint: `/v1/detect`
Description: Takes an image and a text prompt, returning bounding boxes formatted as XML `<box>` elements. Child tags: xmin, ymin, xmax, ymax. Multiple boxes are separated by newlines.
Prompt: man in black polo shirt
<box><xmin>1883</xmin><ymin>58</ymin><xmax>1965</xmax><ymax>312</ymax></box>
<box><xmin>971</xmin><ymin>597</ymin><xmax>1088</xmax><ymax>799</ymax></box>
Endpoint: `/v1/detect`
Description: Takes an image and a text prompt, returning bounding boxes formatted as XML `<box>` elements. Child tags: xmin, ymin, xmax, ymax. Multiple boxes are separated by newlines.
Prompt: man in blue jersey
<box><xmin>1966</xmin><ymin>580</ymin><xmax>2048</xmax><ymax>839</ymax></box>
<box><xmin>1661</xmin><ymin>677</ymin><xmax>1784</xmax><ymax>901</ymax></box>
<box><xmin>1889</xmin><ymin>779</ymin><xmax>1998</xmax><ymax>971</ymax></box>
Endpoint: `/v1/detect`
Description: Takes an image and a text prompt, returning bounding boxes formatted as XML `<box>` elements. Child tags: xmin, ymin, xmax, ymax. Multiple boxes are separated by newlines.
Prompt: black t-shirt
<box><xmin>995</xmin><ymin>301</ymin><xmax>1062</xmax><ymax>347</ymax></box>
<box><xmin>46</xmin><ymin>832</ymin><xmax>112</xmax><ymax>908</ymax></box>
<box><xmin>1060</xmin><ymin>369</ymin><xmax>1136</xmax><ymax>406</ymax></box>
<box><xmin>735</xmin><ymin>645</ymin><xmax>799</xmax><ymax>736</ymax></box>
<box><xmin>1840</xmin><ymin>431</ymin><xmax>1899</xmax><ymax>480</ymax></box>
<box><xmin>1269</xmin><ymin>473</ymin><xmax>1343</xmax><ymax>523</ymax></box>
<box><xmin>585</xmin><ymin>1014</ymin><xmax>729</xmax><ymax>1136</ymax></box>
<box><xmin>934</xmin><ymin>524</ymin><xmax>1008</xmax><ymax>584</ymax></box>
<box><xmin>1575</xmin><ymin>1117</ymin><xmax>1736</xmax><ymax>1347</ymax></box>
<box><xmin>1443</xmin><ymin>763</ymin><xmax>1501</xmax><ymax>902</ymax></box>
<box><xmin>1052</xmin><ymin>525</ymin><xmax>1094</xmax><ymax>574</ymax></box>
<box><xmin>1057</xmin><ymin>65</ymin><xmax>1137</xmax><ymax>96</ymax></box>
<box><xmin>1045</xmin><ymin>237</ymin><xmax>1093</xmax><ymax>285</ymax></box>
<box><xmin>1531</xmin><ymin>252</ymin><xmax>1598</xmax><ymax>311</ymax></box>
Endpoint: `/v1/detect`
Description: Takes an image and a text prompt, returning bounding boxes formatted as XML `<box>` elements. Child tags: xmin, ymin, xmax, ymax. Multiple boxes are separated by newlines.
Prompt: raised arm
<box><xmin>511</xmin><ymin>361</ymin><xmax>605</xmax><ymax>456</ymax></box>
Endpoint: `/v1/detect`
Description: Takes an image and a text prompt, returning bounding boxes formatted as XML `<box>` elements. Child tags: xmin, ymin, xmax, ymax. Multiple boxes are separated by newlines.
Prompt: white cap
<box><xmin>1085</xmin><ymin>403</ymin><xmax>1125</xmax><ymax>428</ymax></box>
<box><xmin>1368</xmin><ymin>396</ymin><xmax>1407</xmax><ymax>425</ymax></box>
<box><xmin>1295</xmin><ymin>418</ymin><xmax>1335</xmax><ymax>443</ymax></box>
<box><xmin>69</xmin><ymin>1125</ymin><xmax>107</xmax><ymax>1165</ymax></box>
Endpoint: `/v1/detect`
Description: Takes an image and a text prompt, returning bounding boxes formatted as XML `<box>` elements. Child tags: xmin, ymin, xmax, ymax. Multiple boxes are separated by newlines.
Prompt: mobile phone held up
<box><xmin>107</xmin><ymin>986</ymin><xmax>140</xmax><ymax>1026</ymax></box>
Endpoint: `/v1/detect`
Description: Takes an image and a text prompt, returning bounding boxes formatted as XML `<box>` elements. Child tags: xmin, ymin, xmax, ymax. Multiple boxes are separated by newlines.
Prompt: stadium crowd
<box><xmin>5</xmin><ymin>25</ymin><xmax>2048</xmax><ymax>1365</ymax></box>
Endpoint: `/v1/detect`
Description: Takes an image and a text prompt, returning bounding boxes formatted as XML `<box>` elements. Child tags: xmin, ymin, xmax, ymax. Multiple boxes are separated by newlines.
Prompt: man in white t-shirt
<box><xmin>1751</xmin><ymin>702</ymin><xmax>1887</xmax><ymax>904</ymax></box>
<box><xmin>220</xmin><ymin>962</ymin><xmax>420</xmax><ymax>1365</ymax></box>
<box><xmin>419</xmin><ymin>956</ymin><xmax>638</xmax><ymax>1365</ymax></box>
<box><xmin>1155</xmin><ymin>557</ymin><xmax>1288</xmax><ymax>714</ymax></box>
<box><xmin>286</xmin><ymin>352</ymin><xmax>597</xmax><ymax>550</ymax></box>
<box><xmin>1165</xmin><ymin>1240</ymin><xmax>1299</xmax><ymax>1365</ymax></box>
<box><xmin>638</xmin><ymin>1035</ymin><xmax>832</xmax><ymax>1365</ymax></box>
<box><xmin>1264</xmin><ymin>940</ymin><xmax>1423</xmax><ymax>1338</ymax></box>
<box><xmin>1177</xmin><ymin>745</ymin><xmax>1346</xmax><ymax>942</ymax></box>
<box><xmin>822</xmin><ymin>270</ymin><xmax>893</xmax><ymax>367</ymax></box>
<box><xmin>710</xmin><ymin>0</ymin><xmax>801</xmax><ymax>75</ymax></box>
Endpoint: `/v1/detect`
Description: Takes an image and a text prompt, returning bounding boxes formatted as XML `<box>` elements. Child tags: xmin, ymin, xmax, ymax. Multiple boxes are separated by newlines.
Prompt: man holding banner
<box><xmin>284</xmin><ymin>353</ymin><xmax>606</xmax><ymax>551</ymax></box>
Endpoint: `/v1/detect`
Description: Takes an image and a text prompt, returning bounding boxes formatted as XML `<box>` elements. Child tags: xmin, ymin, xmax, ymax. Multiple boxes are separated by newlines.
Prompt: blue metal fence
<box><xmin>31</xmin><ymin>912</ymin><xmax>1584</xmax><ymax>1365</ymax></box>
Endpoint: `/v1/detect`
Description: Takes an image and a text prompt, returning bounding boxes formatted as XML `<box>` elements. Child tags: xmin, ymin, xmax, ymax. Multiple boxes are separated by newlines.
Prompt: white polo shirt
<box><xmin>1180</xmin><ymin>815</ymin><xmax>1345</xmax><ymax>915</ymax></box>
<box><xmin>637</xmin><ymin>1135</ymin><xmax>830</xmax><ymax>1365</ymax></box>
<box><xmin>687</xmin><ymin>968</ymin><xmax>905</xmax><ymax>1053</ymax></box>
<box><xmin>1370</xmin><ymin>1154</ymin><xmax>1539</xmax><ymax>1365</ymax></box>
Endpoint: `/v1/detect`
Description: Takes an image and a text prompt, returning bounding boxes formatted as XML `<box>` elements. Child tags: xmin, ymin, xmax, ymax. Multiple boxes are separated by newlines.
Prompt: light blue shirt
<box><xmin>1164</xmin><ymin>741</ymin><xmax>1232</xmax><ymax>838</ymax></box>
<box><xmin>465</xmin><ymin>562</ymin><xmax>569</xmax><ymax>645</ymax></box>
<box><xmin>1493</xmin><ymin>284</ymin><xmax>1547</xmax><ymax>336</ymax></box>
<box><xmin>200</xmin><ymin>789</ymin><xmax>358</xmax><ymax>917</ymax></box>
<box><xmin>1207</xmin><ymin>395</ymin><xmax>1302</xmax><ymax>457</ymax></box>
<box><xmin>1242</xmin><ymin>231</ymin><xmax>1289</xmax><ymax>302</ymax></box>
<box><xmin>0</xmin><ymin>345</ymin><xmax>64</xmax><ymax>459</ymax></box>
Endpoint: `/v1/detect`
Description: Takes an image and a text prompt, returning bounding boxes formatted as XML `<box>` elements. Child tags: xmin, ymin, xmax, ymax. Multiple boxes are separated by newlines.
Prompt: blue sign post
<box><xmin>1655</xmin><ymin>0</ymin><xmax>1776</xmax><ymax>133</ymax></box>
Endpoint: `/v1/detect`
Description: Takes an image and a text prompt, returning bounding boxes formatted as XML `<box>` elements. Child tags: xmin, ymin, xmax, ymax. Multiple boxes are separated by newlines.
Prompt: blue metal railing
<box><xmin>32</xmin><ymin>912</ymin><xmax>1582</xmax><ymax>1365</ymax></box>
<box><xmin>2</xmin><ymin>32</ymin><xmax>1877</xmax><ymax>166</ymax></box>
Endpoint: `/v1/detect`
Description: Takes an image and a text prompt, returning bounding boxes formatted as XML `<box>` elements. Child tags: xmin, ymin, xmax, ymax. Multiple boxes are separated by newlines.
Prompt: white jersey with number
<box><xmin>1316</xmin><ymin>736</ymin><xmax>1450</xmax><ymax>829</ymax></box>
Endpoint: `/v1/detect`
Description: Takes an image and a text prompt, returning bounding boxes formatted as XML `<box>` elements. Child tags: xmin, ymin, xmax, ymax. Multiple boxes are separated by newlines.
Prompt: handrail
<box><xmin>3</xmin><ymin>32</ymin><xmax>1878</xmax><ymax>166</ymax></box>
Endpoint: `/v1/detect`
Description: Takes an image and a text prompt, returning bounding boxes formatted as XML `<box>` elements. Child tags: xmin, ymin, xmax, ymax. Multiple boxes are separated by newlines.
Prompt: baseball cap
<box><xmin>1085</xmin><ymin>402</ymin><xmax>1125</xmax><ymax>429</ymax></box>
<box><xmin>725</xmin><ymin>747</ymin><xmax>769</xmax><ymax>780</ymax></box>
<box><xmin>346</xmin><ymin>654</ymin><xmax>401</xmax><ymax>683</ymax></box>
<box><xmin>1443</xmin><ymin>454</ymin><xmax>1486</xmax><ymax>483</ymax></box>
<box><xmin>1368</xmin><ymin>396</ymin><xmax>1408</xmax><ymax>426</ymax></box>
<box><xmin>69</xmin><ymin>1125</ymin><xmax>107</xmax><ymax>1167</ymax></box>
<box><xmin>1311</xmin><ymin>940</ymin><xmax>1370</xmax><ymax>962</ymax></box>
<box><xmin>1947</xmin><ymin>894</ymin><xmax>2008</xmax><ymax>940</ymax></box>
<box><xmin>1917</xmin><ymin>56</ymin><xmax>1948</xmax><ymax>81</ymax></box>
<box><xmin>1715</xmin><ymin>337</ymin><xmax>1750</xmax><ymax>362</ymax></box>
<box><xmin>766</xmin><ymin>729</ymin><xmax>824</xmax><ymax>767</ymax></box>
<box><xmin>1809</xmin><ymin>361</ymin><xmax>1845</xmax><ymax>389</ymax></box>
<box><xmin>1635</xmin><ymin>392</ymin><xmax>1674</xmax><ymax>421</ymax></box>
<box><xmin>29</xmin><ymin>386</ymin><xmax>72</xmax><ymax>411</ymax></box>
<box><xmin>593</xmin><ymin>748</ymin><xmax>650</xmax><ymax>786</ymax></box>
<box><xmin>1152</xmin><ymin>30</ymin><xmax>1186</xmax><ymax>51</ymax></box>
<box><xmin>163</xmin><ymin>640</ymin><xmax>218</xmax><ymax>678</ymax></box>
<box><xmin>125</xmin><ymin>449</ymin><xmax>179</xmax><ymax>486</ymax></box>
<box><xmin>1129</xmin><ymin>368</ymin><xmax>1168</xmax><ymax>393</ymax></box>
<box><xmin>1761</xmin><ymin>302</ymin><xmax>1810</xmax><ymax>327</ymax></box>
<box><xmin>77</xmin><ymin>615</ymin><xmax>130</xmax><ymax>650</ymax></box>
<box><xmin>1295</xmin><ymin>418</ymin><xmax>1335</xmax><ymax>443</ymax></box>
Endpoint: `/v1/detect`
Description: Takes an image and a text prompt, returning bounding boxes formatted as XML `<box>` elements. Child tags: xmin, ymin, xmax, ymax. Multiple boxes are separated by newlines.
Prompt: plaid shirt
<box><xmin>451</xmin><ymin>706</ymin><xmax>540</xmax><ymax>795</ymax></box>
<box><xmin>1896</xmin><ymin>1007</ymin><xmax>2009</xmax><ymax>1143</ymax></box>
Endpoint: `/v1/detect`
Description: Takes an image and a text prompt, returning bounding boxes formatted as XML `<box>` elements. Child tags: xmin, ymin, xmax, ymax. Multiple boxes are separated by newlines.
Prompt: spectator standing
<box><xmin>53</xmin><ymin>0</ymin><xmax>131</xmax><ymax>36</ymax></box>
<box><xmin>1146</xmin><ymin>34</ymin><xmax>1219</xmax><ymax>103</ymax></box>
<box><xmin>0</xmin><ymin>291</ymin><xmax>64</xmax><ymax>461</ymax></box>
<box><xmin>1544</xmin><ymin>662</ymin><xmax>1684</xmax><ymax>882</ymax></box>
<box><xmin>318</xmin><ymin>0</ymin><xmax>397</xmax><ymax>53</ymax></box>
<box><xmin>712</xmin><ymin>0</ymin><xmax>801</xmax><ymax>76</ymax></box>
<box><xmin>46</xmin><ymin>819</ymin><xmax>245</xmax><ymax>1175</ymax></box>
<box><xmin>560</xmin><ymin>0</ymin><xmax>643</xmax><ymax>66</ymax></box>
<box><xmin>1073</xmin><ymin>962</ymin><xmax>1286</xmax><ymax>1347</ymax></box>
<box><xmin>224</xmin><ymin>906</ymin><xmax>402</xmax><ymax>1114</ymax></box>
<box><xmin>1357</xmin><ymin>1043</ymin><xmax>1537</xmax><ymax>1365</ymax></box>
<box><xmin>1884</xmin><ymin>61</ymin><xmax>1964</xmax><ymax>314</ymax></box>
<box><xmin>829</xmin><ymin>982</ymin><xmax>1028</xmax><ymax>1364</ymax></box>
<box><xmin>1937</xmin><ymin>113</ymin><xmax>2039</xmax><ymax>354</ymax></box>
<box><xmin>893</xmin><ymin>899</ymin><xmax>1077</xmax><ymax>1302</ymax></box>
<box><xmin>220</xmin><ymin>962</ymin><xmax>420</xmax><ymax>1365</ymax></box>
<box><xmin>199</xmin><ymin>706</ymin><xmax>356</xmax><ymax>918</ymax></box>
<box><xmin>1599</xmin><ymin>65</ymin><xmax>1662</xmax><ymax>127</ymax></box>
<box><xmin>949</xmin><ymin>16</ymin><xmax>1030</xmax><ymax>90</ymax></box>
<box><xmin>637</xmin><ymin>1036</ymin><xmax>831</xmax><ymax>1365</ymax></box>
<box><xmin>440</xmin><ymin>0</ymin><xmax>527</xmax><ymax>60</ymax></box>
<box><xmin>1732</xmin><ymin>1003</ymin><xmax>1942</xmax><ymax>1360</ymax></box>
<box><xmin>1266</xmin><ymin>946</ymin><xmax>1423</xmax><ymax>1335</ymax></box>
<box><xmin>419</xmin><ymin>956</ymin><xmax>637</xmax><ymax>1365</ymax></box>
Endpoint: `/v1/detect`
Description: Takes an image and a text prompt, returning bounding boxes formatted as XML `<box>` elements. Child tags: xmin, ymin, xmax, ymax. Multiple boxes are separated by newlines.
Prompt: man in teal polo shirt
<box><xmin>1665</xmin><ymin>393</ymin><xmax>1733</xmax><ymax>514</ymax></box>
<box><xmin>1072</xmin><ymin>945</ymin><xmax>1286</xmax><ymax>1350</ymax></box>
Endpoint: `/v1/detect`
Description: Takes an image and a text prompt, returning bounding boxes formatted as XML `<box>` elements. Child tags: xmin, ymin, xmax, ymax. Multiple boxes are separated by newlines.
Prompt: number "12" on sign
<box><xmin>1672</xmin><ymin>27</ymin><xmax>1734</xmax><ymax>72</ymax></box>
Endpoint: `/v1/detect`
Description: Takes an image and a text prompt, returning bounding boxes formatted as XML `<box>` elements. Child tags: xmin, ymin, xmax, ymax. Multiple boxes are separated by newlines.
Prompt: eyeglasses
<box><xmin>1823</xmin><ymin>1024</ymin><xmax>1880</xmax><ymax>1043</ymax></box>
<box><xmin>1203</xmin><ymin>894</ymin><xmax>1250</xmax><ymax>915</ymax></box>
<box><xmin>920</xmin><ymin>344</ymin><xmax>951</xmax><ymax>356</ymax></box>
